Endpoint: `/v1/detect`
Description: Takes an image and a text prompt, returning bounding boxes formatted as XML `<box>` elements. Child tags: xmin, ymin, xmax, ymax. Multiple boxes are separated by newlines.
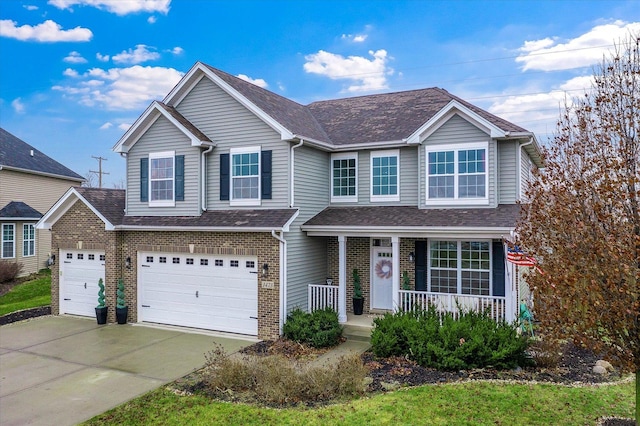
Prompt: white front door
<box><xmin>59</xmin><ymin>250</ymin><xmax>106</xmax><ymax>317</ymax></box>
<box><xmin>371</xmin><ymin>247</ymin><xmax>393</xmax><ymax>310</ymax></box>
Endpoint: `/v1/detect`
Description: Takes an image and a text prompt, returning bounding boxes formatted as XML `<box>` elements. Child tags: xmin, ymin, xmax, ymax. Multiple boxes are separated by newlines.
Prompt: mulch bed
<box><xmin>0</xmin><ymin>306</ymin><xmax>51</xmax><ymax>325</ymax></box>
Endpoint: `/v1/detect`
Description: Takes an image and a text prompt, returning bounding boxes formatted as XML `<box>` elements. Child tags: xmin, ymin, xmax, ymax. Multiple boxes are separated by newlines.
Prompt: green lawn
<box><xmin>85</xmin><ymin>378</ymin><xmax>636</xmax><ymax>426</ymax></box>
<box><xmin>0</xmin><ymin>270</ymin><xmax>51</xmax><ymax>316</ymax></box>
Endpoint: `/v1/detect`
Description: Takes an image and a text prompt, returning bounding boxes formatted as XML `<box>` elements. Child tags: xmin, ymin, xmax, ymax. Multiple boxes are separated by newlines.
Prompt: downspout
<box><xmin>200</xmin><ymin>142</ymin><xmax>215</xmax><ymax>211</ymax></box>
<box><xmin>290</xmin><ymin>139</ymin><xmax>304</xmax><ymax>207</ymax></box>
<box><xmin>119</xmin><ymin>153</ymin><xmax>128</xmax><ymax>215</ymax></box>
<box><xmin>517</xmin><ymin>137</ymin><xmax>534</xmax><ymax>200</ymax></box>
<box><xmin>271</xmin><ymin>230</ymin><xmax>287</xmax><ymax>334</ymax></box>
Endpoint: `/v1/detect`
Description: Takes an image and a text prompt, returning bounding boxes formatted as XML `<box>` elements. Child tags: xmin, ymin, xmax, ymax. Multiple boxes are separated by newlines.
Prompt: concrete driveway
<box><xmin>0</xmin><ymin>316</ymin><xmax>254</xmax><ymax>426</ymax></box>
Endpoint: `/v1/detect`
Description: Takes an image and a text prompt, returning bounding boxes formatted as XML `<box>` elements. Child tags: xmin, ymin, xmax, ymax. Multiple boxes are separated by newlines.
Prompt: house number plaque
<box><xmin>261</xmin><ymin>281</ymin><xmax>274</xmax><ymax>289</ymax></box>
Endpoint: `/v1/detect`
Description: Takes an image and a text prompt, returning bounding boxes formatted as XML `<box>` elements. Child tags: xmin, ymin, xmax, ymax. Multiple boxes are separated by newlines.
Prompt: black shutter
<box><xmin>492</xmin><ymin>240</ymin><xmax>506</xmax><ymax>297</ymax></box>
<box><xmin>220</xmin><ymin>153</ymin><xmax>230</xmax><ymax>201</ymax></box>
<box><xmin>175</xmin><ymin>155</ymin><xmax>184</xmax><ymax>201</ymax></box>
<box><xmin>261</xmin><ymin>150</ymin><xmax>272</xmax><ymax>200</ymax></box>
<box><xmin>415</xmin><ymin>240</ymin><xmax>427</xmax><ymax>291</ymax></box>
<box><xmin>140</xmin><ymin>158</ymin><xmax>148</xmax><ymax>202</ymax></box>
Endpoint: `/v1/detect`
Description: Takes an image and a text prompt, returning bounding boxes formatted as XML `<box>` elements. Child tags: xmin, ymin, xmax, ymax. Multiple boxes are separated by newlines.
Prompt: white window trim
<box><xmin>149</xmin><ymin>150</ymin><xmax>176</xmax><ymax>207</ymax></box>
<box><xmin>425</xmin><ymin>142</ymin><xmax>489</xmax><ymax>206</ymax></box>
<box><xmin>230</xmin><ymin>146</ymin><xmax>261</xmax><ymax>207</ymax></box>
<box><xmin>331</xmin><ymin>152</ymin><xmax>358</xmax><ymax>203</ymax></box>
<box><xmin>2</xmin><ymin>223</ymin><xmax>16</xmax><ymax>259</ymax></box>
<box><xmin>427</xmin><ymin>239</ymin><xmax>493</xmax><ymax>296</ymax></box>
<box><xmin>22</xmin><ymin>223</ymin><xmax>35</xmax><ymax>257</ymax></box>
<box><xmin>370</xmin><ymin>149</ymin><xmax>400</xmax><ymax>202</ymax></box>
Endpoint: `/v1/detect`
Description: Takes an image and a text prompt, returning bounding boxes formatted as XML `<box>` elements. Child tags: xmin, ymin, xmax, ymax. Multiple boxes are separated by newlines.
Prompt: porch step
<box><xmin>342</xmin><ymin>324</ymin><xmax>373</xmax><ymax>343</ymax></box>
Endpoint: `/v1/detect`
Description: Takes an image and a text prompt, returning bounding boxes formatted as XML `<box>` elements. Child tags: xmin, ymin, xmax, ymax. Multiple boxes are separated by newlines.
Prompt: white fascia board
<box><xmin>174</xmin><ymin>63</ymin><xmax>294</xmax><ymax>141</ymax></box>
<box><xmin>36</xmin><ymin>188</ymin><xmax>115</xmax><ymax>231</ymax></box>
<box><xmin>0</xmin><ymin>217</ymin><xmax>41</xmax><ymax>221</ymax></box>
<box><xmin>332</xmin><ymin>140</ymin><xmax>407</xmax><ymax>151</ymax></box>
<box><xmin>280</xmin><ymin>209</ymin><xmax>299</xmax><ymax>232</ymax></box>
<box><xmin>0</xmin><ymin>166</ymin><xmax>84</xmax><ymax>183</ymax></box>
<box><xmin>301</xmin><ymin>225</ymin><xmax>513</xmax><ymax>239</ymax></box>
<box><xmin>405</xmin><ymin>100</ymin><xmax>506</xmax><ymax>145</ymax></box>
<box><xmin>115</xmin><ymin>225</ymin><xmax>288</xmax><ymax>232</ymax></box>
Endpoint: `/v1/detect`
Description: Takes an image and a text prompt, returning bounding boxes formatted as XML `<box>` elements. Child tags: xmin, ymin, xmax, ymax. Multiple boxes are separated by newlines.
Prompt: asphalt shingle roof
<box><xmin>156</xmin><ymin>102</ymin><xmax>212</xmax><ymax>142</ymax></box>
<box><xmin>0</xmin><ymin>128</ymin><xmax>84</xmax><ymax>180</ymax></box>
<box><xmin>303</xmin><ymin>204</ymin><xmax>521</xmax><ymax>229</ymax></box>
<box><xmin>0</xmin><ymin>201</ymin><xmax>42</xmax><ymax>219</ymax></box>
<box><xmin>75</xmin><ymin>187</ymin><xmax>126</xmax><ymax>226</ymax></box>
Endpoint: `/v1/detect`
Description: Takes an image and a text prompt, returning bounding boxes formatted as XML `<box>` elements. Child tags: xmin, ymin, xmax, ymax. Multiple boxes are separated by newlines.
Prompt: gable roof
<box><xmin>0</xmin><ymin>128</ymin><xmax>84</xmax><ymax>181</ymax></box>
<box><xmin>0</xmin><ymin>201</ymin><xmax>42</xmax><ymax>220</ymax></box>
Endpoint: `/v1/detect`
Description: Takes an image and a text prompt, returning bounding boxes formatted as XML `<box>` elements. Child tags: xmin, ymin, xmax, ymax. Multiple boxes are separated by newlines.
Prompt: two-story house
<box><xmin>38</xmin><ymin>62</ymin><xmax>542</xmax><ymax>339</ymax></box>
<box><xmin>0</xmin><ymin>128</ymin><xmax>84</xmax><ymax>276</ymax></box>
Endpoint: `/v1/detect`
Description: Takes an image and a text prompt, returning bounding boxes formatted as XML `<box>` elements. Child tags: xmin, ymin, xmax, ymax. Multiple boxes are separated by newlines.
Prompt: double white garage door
<box><xmin>59</xmin><ymin>250</ymin><xmax>258</xmax><ymax>336</ymax></box>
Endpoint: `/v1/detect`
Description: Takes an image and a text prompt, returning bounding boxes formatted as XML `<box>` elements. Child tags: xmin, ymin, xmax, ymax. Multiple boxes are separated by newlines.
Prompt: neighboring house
<box><xmin>0</xmin><ymin>128</ymin><xmax>84</xmax><ymax>276</ymax></box>
<box><xmin>38</xmin><ymin>62</ymin><xmax>542</xmax><ymax>339</ymax></box>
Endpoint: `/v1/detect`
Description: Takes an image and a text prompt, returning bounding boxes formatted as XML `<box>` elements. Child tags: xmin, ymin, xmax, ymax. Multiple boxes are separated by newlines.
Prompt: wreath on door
<box><xmin>375</xmin><ymin>259</ymin><xmax>392</xmax><ymax>279</ymax></box>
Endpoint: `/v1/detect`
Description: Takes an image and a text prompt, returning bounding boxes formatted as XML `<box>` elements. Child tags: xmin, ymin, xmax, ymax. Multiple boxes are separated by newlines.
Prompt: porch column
<box><xmin>391</xmin><ymin>236</ymin><xmax>400</xmax><ymax>311</ymax></box>
<box><xmin>338</xmin><ymin>235</ymin><xmax>347</xmax><ymax>323</ymax></box>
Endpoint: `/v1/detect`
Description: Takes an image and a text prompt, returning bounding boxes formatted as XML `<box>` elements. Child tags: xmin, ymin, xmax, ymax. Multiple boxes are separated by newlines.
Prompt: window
<box><xmin>230</xmin><ymin>260</ymin><xmax>239</xmax><ymax>267</ymax></box>
<box><xmin>246</xmin><ymin>261</ymin><xmax>255</xmax><ymax>268</ymax></box>
<box><xmin>186</xmin><ymin>258</ymin><xmax>194</xmax><ymax>265</ymax></box>
<box><xmin>231</xmin><ymin>147</ymin><xmax>260</xmax><ymax>205</ymax></box>
<box><xmin>22</xmin><ymin>224</ymin><xmax>35</xmax><ymax>257</ymax></box>
<box><xmin>159</xmin><ymin>256</ymin><xmax>166</xmax><ymax>263</ymax></box>
<box><xmin>1</xmin><ymin>224</ymin><xmax>15</xmax><ymax>258</ymax></box>
<box><xmin>370</xmin><ymin>150</ymin><xmax>399</xmax><ymax>202</ymax></box>
<box><xmin>88</xmin><ymin>254</ymin><xmax>95</xmax><ymax>260</ymax></box>
<box><xmin>66</xmin><ymin>253</ymin><xmax>73</xmax><ymax>259</ymax></box>
<box><xmin>172</xmin><ymin>257</ymin><xmax>180</xmax><ymax>264</ymax></box>
<box><xmin>146</xmin><ymin>256</ymin><xmax>154</xmax><ymax>263</ymax></box>
<box><xmin>331</xmin><ymin>153</ymin><xmax>357</xmax><ymax>202</ymax></box>
<box><xmin>215</xmin><ymin>259</ymin><xmax>223</xmax><ymax>266</ymax></box>
<box><xmin>200</xmin><ymin>259</ymin><xmax>208</xmax><ymax>266</ymax></box>
<box><xmin>100</xmin><ymin>254</ymin><xmax>105</xmax><ymax>261</ymax></box>
<box><xmin>149</xmin><ymin>151</ymin><xmax>175</xmax><ymax>207</ymax></box>
<box><xmin>426</xmin><ymin>143</ymin><xmax>488</xmax><ymax>204</ymax></box>
<box><xmin>429</xmin><ymin>240</ymin><xmax>491</xmax><ymax>296</ymax></box>
<box><xmin>77</xmin><ymin>254</ymin><xmax>83</xmax><ymax>260</ymax></box>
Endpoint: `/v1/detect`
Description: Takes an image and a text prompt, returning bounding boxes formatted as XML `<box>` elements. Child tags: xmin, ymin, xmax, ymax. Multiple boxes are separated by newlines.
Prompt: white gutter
<box><xmin>0</xmin><ymin>165</ymin><xmax>84</xmax><ymax>183</ymax></box>
<box><xmin>290</xmin><ymin>139</ymin><xmax>304</xmax><ymax>207</ymax></box>
<box><xmin>120</xmin><ymin>152</ymin><xmax>128</xmax><ymax>215</ymax></box>
<box><xmin>200</xmin><ymin>142</ymin><xmax>215</xmax><ymax>211</ymax></box>
<box><xmin>115</xmin><ymin>225</ymin><xmax>290</xmax><ymax>232</ymax></box>
<box><xmin>271</xmin><ymin>230</ymin><xmax>287</xmax><ymax>334</ymax></box>
<box><xmin>302</xmin><ymin>226</ymin><xmax>514</xmax><ymax>239</ymax></box>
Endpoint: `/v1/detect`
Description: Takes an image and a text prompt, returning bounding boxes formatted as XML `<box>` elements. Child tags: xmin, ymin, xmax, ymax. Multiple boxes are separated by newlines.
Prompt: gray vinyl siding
<box><xmin>175</xmin><ymin>77</ymin><xmax>289</xmax><ymax>209</ymax></box>
<box><xmin>330</xmin><ymin>146</ymin><xmax>418</xmax><ymax>206</ymax></box>
<box><xmin>419</xmin><ymin>114</ymin><xmax>496</xmax><ymax>208</ymax></box>
<box><xmin>126</xmin><ymin>115</ymin><xmax>201</xmax><ymax>216</ymax></box>
<box><xmin>520</xmin><ymin>149</ymin><xmax>533</xmax><ymax>200</ymax></box>
<box><xmin>498</xmin><ymin>141</ymin><xmax>518</xmax><ymax>204</ymax></box>
<box><xmin>286</xmin><ymin>145</ymin><xmax>330</xmax><ymax>312</ymax></box>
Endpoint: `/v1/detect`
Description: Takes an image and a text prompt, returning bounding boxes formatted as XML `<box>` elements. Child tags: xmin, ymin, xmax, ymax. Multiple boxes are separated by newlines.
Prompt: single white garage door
<box><xmin>59</xmin><ymin>250</ymin><xmax>106</xmax><ymax>317</ymax></box>
<box><xmin>138</xmin><ymin>252</ymin><xmax>258</xmax><ymax>335</ymax></box>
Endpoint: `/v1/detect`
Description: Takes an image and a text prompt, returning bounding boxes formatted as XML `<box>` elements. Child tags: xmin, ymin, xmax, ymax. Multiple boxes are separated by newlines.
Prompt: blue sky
<box><xmin>1</xmin><ymin>0</ymin><xmax>639</xmax><ymax>187</ymax></box>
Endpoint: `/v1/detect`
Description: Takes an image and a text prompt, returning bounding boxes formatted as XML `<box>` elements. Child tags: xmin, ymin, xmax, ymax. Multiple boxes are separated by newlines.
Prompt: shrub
<box><xmin>371</xmin><ymin>306</ymin><xmax>531</xmax><ymax>370</ymax></box>
<box><xmin>528</xmin><ymin>337</ymin><xmax>563</xmax><ymax>368</ymax></box>
<box><xmin>283</xmin><ymin>307</ymin><xmax>343</xmax><ymax>348</ymax></box>
<box><xmin>0</xmin><ymin>261</ymin><xmax>23</xmax><ymax>283</ymax></box>
<box><xmin>202</xmin><ymin>343</ymin><xmax>367</xmax><ymax>405</ymax></box>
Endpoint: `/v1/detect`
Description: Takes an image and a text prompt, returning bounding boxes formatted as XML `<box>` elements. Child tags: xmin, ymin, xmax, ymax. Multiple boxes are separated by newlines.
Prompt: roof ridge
<box><xmin>306</xmin><ymin>86</ymin><xmax>447</xmax><ymax>106</ymax></box>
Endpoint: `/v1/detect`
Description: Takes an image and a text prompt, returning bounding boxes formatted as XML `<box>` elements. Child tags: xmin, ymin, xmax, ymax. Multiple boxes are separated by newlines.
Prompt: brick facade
<box><xmin>51</xmin><ymin>202</ymin><xmax>282</xmax><ymax>340</ymax></box>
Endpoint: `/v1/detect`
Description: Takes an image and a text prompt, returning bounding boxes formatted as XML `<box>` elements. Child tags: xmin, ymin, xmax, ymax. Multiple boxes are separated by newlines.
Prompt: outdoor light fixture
<box><xmin>125</xmin><ymin>256</ymin><xmax>131</xmax><ymax>269</ymax></box>
<box><xmin>326</xmin><ymin>277</ymin><xmax>333</xmax><ymax>286</ymax></box>
<box><xmin>262</xmin><ymin>263</ymin><xmax>269</xmax><ymax>277</ymax></box>
<box><xmin>46</xmin><ymin>254</ymin><xmax>56</xmax><ymax>267</ymax></box>
<box><xmin>408</xmin><ymin>252</ymin><xmax>415</xmax><ymax>263</ymax></box>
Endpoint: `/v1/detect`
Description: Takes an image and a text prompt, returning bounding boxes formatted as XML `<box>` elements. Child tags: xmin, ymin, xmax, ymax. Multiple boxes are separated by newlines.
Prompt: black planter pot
<box><xmin>116</xmin><ymin>306</ymin><xmax>128</xmax><ymax>324</ymax></box>
<box><xmin>95</xmin><ymin>306</ymin><xmax>108</xmax><ymax>325</ymax></box>
<box><xmin>353</xmin><ymin>298</ymin><xmax>364</xmax><ymax>315</ymax></box>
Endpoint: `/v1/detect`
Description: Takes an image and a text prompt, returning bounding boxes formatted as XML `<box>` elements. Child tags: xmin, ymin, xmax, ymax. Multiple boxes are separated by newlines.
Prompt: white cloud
<box><xmin>516</xmin><ymin>20</ymin><xmax>640</xmax><ymax>71</ymax></box>
<box><xmin>342</xmin><ymin>33</ymin><xmax>368</xmax><ymax>43</ymax></box>
<box><xmin>54</xmin><ymin>65</ymin><xmax>183</xmax><ymax>110</ymax></box>
<box><xmin>112</xmin><ymin>44</ymin><xmax>160</xmax><ymax>64</ymax></box>
<box><xmin>0</xmin><ymin>19</ymin><xmax>92</xmax><ymax>42</ymax></box>
<box><xmin>63</xmin><ymin>68</ymin><xmax>79</xmax><ymax>77</ymax></box>
<box><xmin>147</xmin><ymin>16</ymin><xmax>157</xmax><ymax>24</ymax></box>
<box><xmin>99</xmin><ymin>122</ymin><xmax>113</xmax><ymax>130</ymax></box>
<box><xmin>236</xmin><ymin>74</ymin><xmax>268</xmax><ymax>88</ymax></box>
<box><xmin>170</xmin><ymin>46</ymin><xmax>183</xmax><ymax>55</ymax></box>
<box><xmin>48</xmin><ymin>0</ymin><xmax>171</xmax><ymax>15</ymax></box>
<box><xmin>303</xmin><ymin>49</ymin><xmax>392</xmax><ymax>92</ymax></box>
<box><xmin>96</xmin><ymin>52</ymin><xmax>110</xmax><ymax>62</ymax></box>
<box><xmin>118</xmin><ymin>123</ymin><xmax>131</xmax><ymax>131</ymax></box>
<box><xmin>23</xmin><ymin>5</ymin><xmax>39</xmax><ymax>10</ymax></box>
<box><xmin>64</xmin><ymin>51</ymin><xmax>87</xmax><ymax>63</ymax></box>
<box><xmin>11</xmin><ymin>98</ymin><xmax>25</xmax><ymax>113</ymax></box>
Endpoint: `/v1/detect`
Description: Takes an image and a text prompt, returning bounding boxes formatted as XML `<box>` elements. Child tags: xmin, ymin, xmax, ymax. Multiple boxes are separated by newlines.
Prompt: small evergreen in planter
<box><xmin>115</xmin><ymin>279</ymin><xmax>128</xmax><ymax>324</ymax></box>
<box><xmin>352</xmin><ymin>268</ymin><xmax>364</xmax><ymax>315</ymax></box>
<box><xmin>95</xmin><ymin>278</ymin><xmax>108</xmax><ymax>324</ymax></box>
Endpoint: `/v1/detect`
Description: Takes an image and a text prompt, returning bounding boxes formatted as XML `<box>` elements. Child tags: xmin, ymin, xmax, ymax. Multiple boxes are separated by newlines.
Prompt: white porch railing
<box><xmin>399</xmin><ymin>290</ymin><xmax>508</xmax><ymax>322</ymax></box>
<box><xmin>308</xmin><ymin>284</ymin><xmax>339</xmax><ymax>312</ymax></box>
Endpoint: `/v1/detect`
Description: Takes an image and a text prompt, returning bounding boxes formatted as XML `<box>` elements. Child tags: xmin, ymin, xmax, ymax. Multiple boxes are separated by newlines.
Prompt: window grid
<box><xmin>215</xmin><ymin>259</ymin><xmax>223</xmax><ymax>266</ymax></box>
<box><xmin>458</xmin><ymin>149</ymin><xmax>486</xmax><ymax>198</ymax></box>
<box><xmin>88</xmin><ymin>254</ymin><xmax>95</xmax><ymax>260</ymax></box>
<box><xmin>429</xmin><ymin>241</ymin><xmax>457</xmax><ymax>293</ymax></box>
<box><xmin>150</xmin><ymin>157</ymin><xmax>174</xmax><ymax>202</ymax></box>
<box><xmin>186</xmin><ymin>258</ymin><xmax>194</xmax><ymax>265</ymax></box>
<box><xmin>428</xmin><ymin>241</ymin><xmax>491</xmax><ymax>296</ymax></box>
<box><xmin>159</xmin><ymin>256</ymin><xmax>166</xmax><ymax>263</ymax></box>
<box><xmin>172</xmin><ymin>257</ymin><xmax>180</xmax><ymax>264</ymax></box>
<box><xmin>22</xmin><ymin>224</ymin><xmax>35</xmax><ymax>257</ymax></box>
<box><xmin>1</xmin><ymin>224</ymin><xmax>14</xmax><ymax>258</ymax></box>
<box><xmin>77</xmin><ymin>254</ymin><xmax>83</xmax><ymax>260</ymax></box>
<box><xmin>200</xmin><ymin>259</ymin><xmax>208</xmax><ymax>266</ymax></box>
<box><xmin>146</xmin><ymin>256</ymin><xmax>154</xmax><ymax>263</ymax></box>
<box><xmin>66</xmin><ymin>253</ymin><xmax>73</xmax><ymax>259</ymax></box>
<box><xmin>372</xmin><ymin>155</ymin><xmax>398</xmax><ymax>196</ymax></box>
<box><xmin>232</xmin><ymin>152</ymin><xmax>259</xmax><ymax>200</ymax></box>
<box><xmin>427</xmin><ymin>146</ymin><xmax>487</xmax><ymax>201</ymax></box>
<box><xmin>332</xmin><ymin>158</ymin><xmax>357</xmax><ymax>197</ymax></box>
<box><xmin>230</xmin><ymin>260</ymin><xmax>239</xmax><ymax>268</ymax></box>
<box><xmin>246</xmin><ymin>261</ymin><xmax>255</xmax><ymax>268</ymax></box>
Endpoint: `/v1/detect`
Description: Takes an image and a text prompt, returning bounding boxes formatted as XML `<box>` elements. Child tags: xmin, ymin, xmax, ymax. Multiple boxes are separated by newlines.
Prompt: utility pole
<box><xmin>90</xmin><ymin>156</ymin><xmax>109</xmax><ymax>188</ymax></box>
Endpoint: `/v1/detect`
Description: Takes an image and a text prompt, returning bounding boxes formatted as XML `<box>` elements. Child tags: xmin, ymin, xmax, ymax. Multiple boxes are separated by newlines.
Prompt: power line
<box><xmin>90</xmin><ymin>156</ymin><xmax>109</xmax><ymax>189</ymax></box>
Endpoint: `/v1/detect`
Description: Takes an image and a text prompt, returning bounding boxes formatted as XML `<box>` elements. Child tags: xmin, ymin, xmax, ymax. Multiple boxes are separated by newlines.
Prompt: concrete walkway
<box><xmin>0</xmin><ymin>316</ymin><xmax>254</xmax><ymax>426</ymax></box>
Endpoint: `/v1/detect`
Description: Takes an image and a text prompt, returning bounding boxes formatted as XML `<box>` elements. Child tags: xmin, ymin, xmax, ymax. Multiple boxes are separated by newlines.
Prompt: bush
<box><xmin>371</xmin><ymin>306</ymin><xmax>531</xmax><ymax>370</ymax></box>
<box><xmin>0</xmin><ymin>261</ymin><xmax>23</xmax><ymax>283</ymax></box>
<box><xmin>202</xmin><ymin>343</ymin><xmax>367</xmax><ymax>405</ymax></box>
<box><xmin>528</xmin><ymin>337</ymin><xmax>563</xmax><ymax>368</ymax></box>
<box><xmin>283</xmin><ymin>307</ymin><xmax>343</xmax><ymax>348</ymax></box>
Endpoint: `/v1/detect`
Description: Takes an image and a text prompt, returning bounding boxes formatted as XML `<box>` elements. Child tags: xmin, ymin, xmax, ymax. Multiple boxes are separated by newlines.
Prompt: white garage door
<box><xmin>138</xmin><ymin>252</ymin><xmax>258</xmax><ymax>335</ymax></box>
<box><xmin>59</xmin><ymin>250</ymin><xmax>106</xmax><ymax>317</ymax></box>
